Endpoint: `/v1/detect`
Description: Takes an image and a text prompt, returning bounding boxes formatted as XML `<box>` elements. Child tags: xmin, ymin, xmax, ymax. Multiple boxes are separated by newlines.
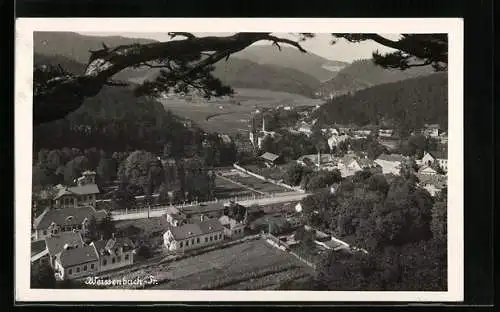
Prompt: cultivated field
<box><xmin>149</xmin><ymin>239</ymin><xmax>314</xmax><ymax>290</ymax></box>
<box><xmin>213</xmin><ymin>175</ymin><xmax>259</xmax><ymax>198</ymax></box>
<box><xmin>221</xmin><ymin>171</ymin><xmax>291</xmax><ymax>194</ymax></box>
<box><xmin>158</xmin><ymin>88</ymin><xmax>323</xmax><ymax>135</ymax></box>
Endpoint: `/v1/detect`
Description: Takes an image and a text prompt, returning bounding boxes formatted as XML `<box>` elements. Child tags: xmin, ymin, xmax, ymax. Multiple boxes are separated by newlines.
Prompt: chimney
<box><xmin>262</xmin><ymin>116</ymin><xmax>265</xmax><ymax>133</ymax></box>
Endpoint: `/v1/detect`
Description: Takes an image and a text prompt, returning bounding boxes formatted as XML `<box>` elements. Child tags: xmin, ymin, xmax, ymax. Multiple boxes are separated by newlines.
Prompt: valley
<box><xmin>158</xmin><ymin>88</ymin><xmax>323</xmax><ymax>135</ymax></box>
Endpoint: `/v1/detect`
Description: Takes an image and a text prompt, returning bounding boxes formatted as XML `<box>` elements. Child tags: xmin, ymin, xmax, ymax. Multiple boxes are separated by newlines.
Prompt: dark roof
<box><xmin>198</xmin><ymin>218</ymin><xmax>226</xmax><ymax>234</ymax></box>
<box><xmin>54</xmin><ymin>184</ymin><xmax>100</xmax><ymax>199</ymax></box>
<box><xmin>91</xmin><ymin>239</ymin><xmax>108</xmax><ymax>254</ymax></box>
<box><xmin>31</xmin><ymin>240</ymin><xmax>47</xmax><ymax>256</ymax></box>
<box><xmin>168</xmin><ymin>219</ymin><xmax>224</xmax><ymax>241</ymax></box>
<box><xmin>92</xmin><ymin>237</ymin><xmax>135</xmax><ymax>256</ymax></box>
<box><xmin>34</xmin><ymin>206</ymin><xmax>104</xmax><ymax>230</ymax></box>
<box><xmin>424</xmin><ymin>124</ymin><xmax>441</xmax><ymax>129</ymax></box>
<box><xmin>106</xmin><ymin>237</ymin><xmax>135</xmax><ymax>251</ymax></box>
<box><xmin>45</xmin><ymin>231</ymin><xmax>84</xmax><ymax>257</ymax></box>
<box><xmin>58</xmin><ymin>245</ymin><xmax>99</xmax><ymax>267</ymax></box>
<box><xmin>260</xmin><ymin>152</ymin><xmax>280</xmax><ymax>162</ymax></box>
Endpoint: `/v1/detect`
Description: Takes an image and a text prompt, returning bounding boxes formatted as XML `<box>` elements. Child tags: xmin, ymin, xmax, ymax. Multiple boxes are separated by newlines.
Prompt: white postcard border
<box><xmin>15</xmin><ymin>18</ymin><xmax>464</xmax><ymax>302</ymax></box>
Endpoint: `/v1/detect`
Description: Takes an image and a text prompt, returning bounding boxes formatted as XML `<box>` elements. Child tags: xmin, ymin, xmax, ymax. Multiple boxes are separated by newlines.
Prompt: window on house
<box><xmin>103</xmin><ymin>259</ymin><xmax>107</xmax><ymax>266</ymax></box>
<box><xmin>205</xmin><ymin>237</ymin><xmax>208</xmax><ymax>243</ymax></box>
<box><xmin>197</xmin><ymin>238</ymin><xmax>200</xmax><ymax>243</ymax></box>
<box><xmin>186</xmin><ymin>241</ymin><xmax>189</xmax><ymax>246</ymax></box>
<box><xmin>83</xmin><ymin>265</ymin><xmax>87</xmax><ymax>271</ymax></box>
<box><xmin>68</xmin><ymin>269</ymin><xmax>72</xmax><ymax>275</ymax></box>
<box><xmin>76</xmin><ymin>267</ymin><xmax>80</xmax><ymax>273</ymax></box>
<box><xmin>125</xmin><ymin>254</ymin><xmax>129</xmax><ymax>261</ymax></box>
<box><xmin>179</xmin><ymin>242</ymin><xmax>183</xmax><ymax>247</ymax></box>
<box><xmin>43</xmin><ymin>230</ymin><xmax>47</xmax><ymax>235</ymax></box>
<box><xmin>91</xmin><ymin>263</ymin><xmax>95</xmax><ymax>269</ymax></box>
<box><xmin>191</xmin><ymin>239</ymin><xmax>194</xmax><ymax>245</ymax></box>
<box><xmin>112</xmin><ymin>257</ymin><xmax>115</xmax><ymax>264</ymax></box>
<box><xmin>210</xmin><ymin>236</ymin><xmax>213</xmax><ymax>241</ymax></box>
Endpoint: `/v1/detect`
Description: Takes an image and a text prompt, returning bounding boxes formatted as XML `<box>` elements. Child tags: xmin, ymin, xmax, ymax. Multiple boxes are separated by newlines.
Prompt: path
<box><xmin>215</xmin><ymin>173</ymin><xmax>267</xmax><ymax>195</ymax></box>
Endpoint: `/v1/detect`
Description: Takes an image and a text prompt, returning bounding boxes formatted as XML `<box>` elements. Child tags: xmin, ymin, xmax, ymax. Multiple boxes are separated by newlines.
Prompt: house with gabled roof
<box><xmin>375</xmin><ymin>153</ymin><xmax>407</xmax><ymax>175</ymax></box>
<box><xmin>90</xmin><ymin>236</ymin><xmax>135</xmax><ymax>272</ymax></box>
<box><xmin>260</xmin><ymin>152</ymin><xmax>282</xmax><ymax>167</ymax></box>
<box><xmin>420</xmin><ymin>150</ymin><xmax>448</xmax><ymax>173</ymax></box>
<box><xmin>418</xmin><ymin>165</ymin><xmax>438</xmax><ymax>176</ymax></box>
<box><xmin>219</xmin><ymin>215</ymin><xmax>245</xmax><ymax>239</ymax></box>
<box><xmin>53</xmin><ymin>171</ymin><xmax>100</xmax><ymax>209</ymax></box>
<box><xmin>33</xmin><ymin>206</ymin><xmax>108</xmax><ymax>241</ymax></box>
<box><xmin>163</xmin><ymin>219</ymin><xmax>225</xmax><ymax>252</ymax></box>
<box><xmin>31</xmin><ymin>239</ymin><xmax>49</xmax><ymax>266</ymax></box>
<box><xmin>53</xmin><ymin>244</ymin><xmax>100</xmax><ymax>281</ymax></box>
<box><xmin>423</xmin><ymin>124</ymin><xmax>443</xmax><ymax>138</ymax></box>
<box><xmin>44</xmin><ymin>231</ymin><xmax>85</xmax><ymax>268</ymax></box>
<box><xmin>417</xmin><ymin>173</ymin><xmax>447</xmax><ymax>197</ymax></box>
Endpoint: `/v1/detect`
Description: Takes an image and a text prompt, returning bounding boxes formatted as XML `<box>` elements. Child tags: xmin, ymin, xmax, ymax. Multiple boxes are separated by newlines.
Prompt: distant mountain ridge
<box><xmin>316</xmin><ymin>59</ymin><xmax>436</xmax><ymax>99</ymax></box>
<box><xmin>34</xmin><ymin>32</ymin><xmax>326</xmax><ymax>97</ymax></box>
<box><xmin>233</xmin><ymin>45</ymin><xmax>348</xmax><ymax>82</ymax></box>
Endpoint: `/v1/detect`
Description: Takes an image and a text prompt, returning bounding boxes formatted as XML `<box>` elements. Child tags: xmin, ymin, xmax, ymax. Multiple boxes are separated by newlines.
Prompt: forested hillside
<box><xmin>314</xmin><ymin>73</ymin><xmax>448</xmax><ymax>135</ymax></box>
<box><xmin>214</xmin><ymin>58</ymin><xmax>321</xmax><ymax>98</ymax></box>
<box><xmin>33</xmin><ymin>54</ymin><xmax>198</xmax><ymax>154</ymax></box>
<box><xmin>316</xmin><ymin>59</ymin><xmax>436</xmax><ymax>98</ymax></box>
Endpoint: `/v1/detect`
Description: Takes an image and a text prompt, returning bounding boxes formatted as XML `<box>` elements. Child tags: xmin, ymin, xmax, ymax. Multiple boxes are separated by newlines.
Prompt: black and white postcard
<box><xmin>15</xmin><ymin>18</ymin><xmax>463</xmax><ymax>302</ymax></box>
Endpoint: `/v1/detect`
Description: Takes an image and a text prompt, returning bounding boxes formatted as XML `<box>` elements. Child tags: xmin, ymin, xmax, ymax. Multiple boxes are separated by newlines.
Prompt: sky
<box><xmin>77</xmin><ymin>32</ymin><xmax>400</xmax><ymax>63</ymax></box>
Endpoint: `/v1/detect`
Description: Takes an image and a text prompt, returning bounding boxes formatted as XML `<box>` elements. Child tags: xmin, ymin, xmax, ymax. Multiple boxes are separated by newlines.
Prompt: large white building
<box><xmin>163</xmin><ymin>219</ymin><xmax>226</xmax><ymax>252</ymax></box>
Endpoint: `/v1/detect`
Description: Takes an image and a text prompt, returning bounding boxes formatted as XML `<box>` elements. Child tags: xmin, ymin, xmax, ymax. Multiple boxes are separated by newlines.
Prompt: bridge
<box><xmin>111</xmin><ymin>192</ymin><xmax>309</xmax><ymax>221</ymax></box>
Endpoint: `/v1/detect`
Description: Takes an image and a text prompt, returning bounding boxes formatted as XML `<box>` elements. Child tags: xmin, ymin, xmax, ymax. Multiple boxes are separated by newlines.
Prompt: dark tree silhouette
<box><xmin>331</xmin><ymin>34</ymin><xmax>448</xmax><ymax>71</ymax></box>
<box><xmin>34</xmin><ymin>33</ymin><xmax>447</xmax><ymax>126</ymax></box>
<box><xmin>34</xmin><ymin>33</ymin><xmax>307</xmax><ymax>125</ymax></box>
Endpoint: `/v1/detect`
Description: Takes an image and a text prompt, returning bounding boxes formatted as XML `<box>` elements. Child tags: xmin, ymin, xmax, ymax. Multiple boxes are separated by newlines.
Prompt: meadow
<box><xmin>158</xmin><ymin>88</ymin><xmax>323</xmax><ymax>135</ymax></box>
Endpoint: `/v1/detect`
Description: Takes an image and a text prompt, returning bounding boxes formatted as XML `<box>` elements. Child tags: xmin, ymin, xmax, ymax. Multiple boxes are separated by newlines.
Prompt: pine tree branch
<box><xmin>34</xmin><ymin>32</ymin><xmax>308</xmax><ymax>126</ymax></box>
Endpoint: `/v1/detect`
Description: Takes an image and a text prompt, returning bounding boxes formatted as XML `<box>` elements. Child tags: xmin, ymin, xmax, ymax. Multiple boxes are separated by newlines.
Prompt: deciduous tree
<box><xmin>31</xmin><ymin>262</ymin><xmax>56</xmax><ymax>289</ymax></box>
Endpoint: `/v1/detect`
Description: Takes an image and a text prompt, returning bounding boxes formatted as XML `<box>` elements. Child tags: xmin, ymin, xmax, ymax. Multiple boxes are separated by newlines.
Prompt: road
<box><xmin>111</xmin><ymin>192</ymin><xmax>309</xmax><ymax>221</ymax></box>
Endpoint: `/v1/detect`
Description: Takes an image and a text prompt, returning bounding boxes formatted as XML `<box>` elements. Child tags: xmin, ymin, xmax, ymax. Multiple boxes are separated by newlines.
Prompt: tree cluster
<box><xmin>299</xmin><ymin>170</ymin><xmax>446</xmax><ymax>290</ymax></box>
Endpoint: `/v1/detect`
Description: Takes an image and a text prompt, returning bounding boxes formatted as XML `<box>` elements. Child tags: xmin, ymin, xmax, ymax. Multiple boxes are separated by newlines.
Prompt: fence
<box><xmin>110</xmin><ymin>191</ymin><xmax>295</xmax><ymax>216</ymax></box>
<box><xmin>263</xmin><ymin>233</ymin><xmax>317</xmax><ymax>270</ymax></box>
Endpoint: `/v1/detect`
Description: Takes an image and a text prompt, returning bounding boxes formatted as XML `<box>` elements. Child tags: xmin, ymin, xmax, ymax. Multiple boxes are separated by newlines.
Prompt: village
<box><xmin>30</xmin><ymin>102</ymin><xmax>448</xmax><ymax>289</ymax></box>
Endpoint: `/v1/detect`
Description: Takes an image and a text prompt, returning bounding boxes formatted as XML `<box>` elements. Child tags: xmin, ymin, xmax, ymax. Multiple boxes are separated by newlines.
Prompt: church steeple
<box><xmin>262</xmin><ymin>116</ymin><xmax>266</xmax><ymax>133</ymax></box>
